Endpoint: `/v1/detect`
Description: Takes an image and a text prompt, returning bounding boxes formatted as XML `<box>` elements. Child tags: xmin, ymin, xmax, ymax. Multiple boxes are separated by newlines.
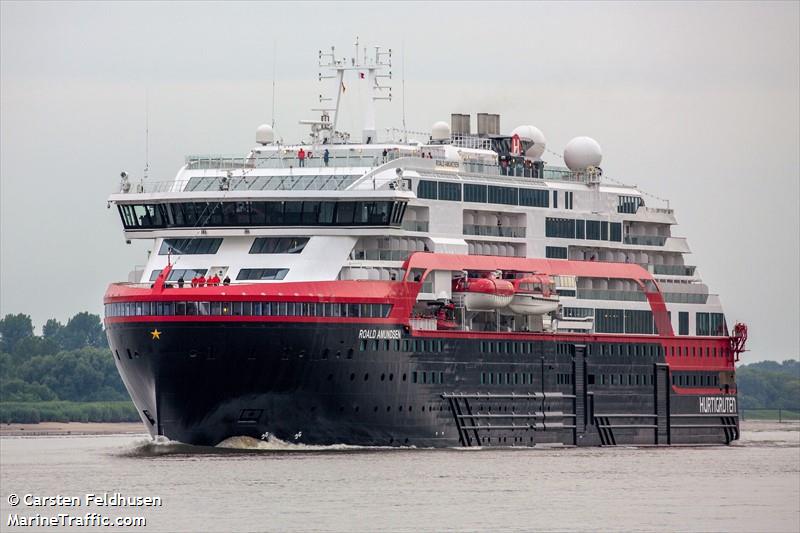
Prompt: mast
<box><xmin>314</xmin><ymin>40</ymin><xmax>392</xmax><ymax>144</ymax></box>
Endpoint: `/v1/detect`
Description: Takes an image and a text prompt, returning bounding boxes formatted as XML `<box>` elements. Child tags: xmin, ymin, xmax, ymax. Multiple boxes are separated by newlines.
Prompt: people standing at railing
<box><xmin>208</xmin><ymin>272</ymin><xmax>221</xmax><ymax>286</ymax></box>
<box><xmin>323</xmin><ymin>148</ymin><xmax>330</xmax><ymax>166</ymax></box>
<box><xmin>177</xmin><ymin>276</ymin><xmax>185</xmax><ymax>289</ymax></box>
<box><xmin>197</xmin><ymin>273</ymin><xmax>207</xmax><ymax>287</ymax></box>
<box><xmin>298</xmin><ymin>148</ymin><xmax>306</xmax><ymax>167</ymax></box>
<box><xmin>190</xmin><ymin>275</ymin><xmax>199</xmax><ymax>288</ymax></box>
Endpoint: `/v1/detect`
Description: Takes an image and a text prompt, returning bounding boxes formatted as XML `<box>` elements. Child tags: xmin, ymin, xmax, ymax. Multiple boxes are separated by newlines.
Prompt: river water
<box><xmin>1</xmin><ymin>421</ymin><xmax>797</xmax><ymax>532</ymax></box>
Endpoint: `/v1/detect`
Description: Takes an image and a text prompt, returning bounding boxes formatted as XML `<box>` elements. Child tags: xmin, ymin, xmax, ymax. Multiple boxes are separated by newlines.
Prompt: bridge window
<box><xmin>417</xmin><ymin>180</ymin><xmax>437</xmax><ymax>199</ymax></box>
<box><xmin>119</xmin><ymin>200</ymin><xmax>404</xmax><ymax>230</ymax></box>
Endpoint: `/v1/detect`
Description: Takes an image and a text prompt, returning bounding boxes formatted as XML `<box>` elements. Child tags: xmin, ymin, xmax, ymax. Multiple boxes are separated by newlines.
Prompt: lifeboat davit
<box><xmin>507</xmin><ymin>274</ymin><xmax>559</xmax><ymax>315</ymax></box>
<box><xmin>453</xmin><ymin>275</ymin><xmax>514</xmax><ymax>311</ymax></box>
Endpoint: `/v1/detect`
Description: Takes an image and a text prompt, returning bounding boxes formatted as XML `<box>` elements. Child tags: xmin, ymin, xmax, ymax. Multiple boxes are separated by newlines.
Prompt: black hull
<box><xmin>106</xmin><ymin>321</ymin><xmax>739</xmax><ymax>447</ymax></box>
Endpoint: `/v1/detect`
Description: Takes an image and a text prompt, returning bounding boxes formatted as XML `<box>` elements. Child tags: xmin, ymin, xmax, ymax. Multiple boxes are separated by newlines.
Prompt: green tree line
<box><xmin>0</xmin><ymin>312</ymin><xmax>137</xmax><ymax>423</ymax></box>
<box><xmin>736</xmin><ymin>359</ymin><xmax>800</xmax><ymax>410</ymax></box>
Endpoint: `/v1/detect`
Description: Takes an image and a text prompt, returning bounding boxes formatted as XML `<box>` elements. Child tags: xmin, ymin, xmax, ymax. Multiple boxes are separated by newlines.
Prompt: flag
<box><xmin>359</xmin><ymin>72</ymin><xmax>365</xmax><ymax>79</ymax></box>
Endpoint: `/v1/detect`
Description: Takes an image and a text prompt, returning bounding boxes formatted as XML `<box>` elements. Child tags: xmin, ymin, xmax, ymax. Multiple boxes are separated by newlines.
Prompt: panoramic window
<box><xmin>249</xmin><ymin>237</ymin><xmax>309</xmax><ymax>254</ymax></box>
<box><xmin>158</xmin><ymin>238</ymin><xmax>223</xmax><ymax>255</ymax></box>
<box><xmin>236</xmin><ymin>268</ymin><xmax>289</xmax><ymax>281</ymax></box>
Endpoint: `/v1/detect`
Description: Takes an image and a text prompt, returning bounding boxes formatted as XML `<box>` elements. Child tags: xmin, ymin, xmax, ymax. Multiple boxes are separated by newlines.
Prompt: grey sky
<box><xmin>1</xmin><ymin>1</ymin><xmax>798</xmax><ymax>363</ymax></box>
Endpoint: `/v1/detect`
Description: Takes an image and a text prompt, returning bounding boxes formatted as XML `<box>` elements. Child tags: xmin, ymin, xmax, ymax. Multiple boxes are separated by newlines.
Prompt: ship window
<box><xmin>575</xmin><ymin>219</ymin><xmax>585</xmax><ymax>239</ymax></box>
<box><xmin>438</xmin><ymin>182</ymin><xmax>462</xmax><ymax>201</ymax></box>
<box><xmin>464</xmin><ymin>183</ymin><xmax>488</xmax><ymax>203</ymax></box>
<box><xmin>586</xmin><ymin>220</ymin><xmax>601</xmax><ymax>240</ymax></box>
<box><xmin>545</xmin><ymin>218</ymin><xmax>576</xmax><ymax>239</ymax></box>
<box><xmin>552</xmin><ymin>190</ymin><xmax>558</xmax><ymax>209</ymax></box>
<box><xmin>175</xmin><ymin>302</ymin><xmax>186</xmax><ymax>315</ymax></box>
<box><xmin>159</xmin><ymin>238</ymin><xmax>223</xmax><ymax>255</ymax></box>
<box><xmin>546</xmin><ymin>246</ymin><xmax>568</xmax><ymax>259</ymax></box>
<box><xmin>610</xmin><ymin>222</ymin><xmax>622</xmax><ymax>242</ymax></box>
<box><xmin>417</xmin><ymin>180</ymin><xmax>437</xmax><ymax>199</ymax></box>
<box><xmin>236</xmin><ymin>268</ymin><xmax>289</xmax><ymax>281</ymax></box>
<box><xmin>519</xmin><ymin>188</ymin><xmax>549</xmax><ymax>207</ymax></box>
<box><xmin>488</xmin><ymin>185</ymin><xmax>518</xmax><ymax>205</ymax></box>
<box><xmin>249</xmin><ymin>237</ymin><xmax>309</xmax><ymax>254</ymax></box>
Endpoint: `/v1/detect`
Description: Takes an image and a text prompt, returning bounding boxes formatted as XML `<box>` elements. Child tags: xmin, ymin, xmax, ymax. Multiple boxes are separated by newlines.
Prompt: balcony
<box><xmin>402</xmin><ymin>220</ymin><xmax>429</xmax><ymax>232</ymax></box>
<box><xmin>652</xmin><ymin>264</ymin><xmax>696</xmax><ymax>276</ymax></box>
<box><xmin>350</xmin><ymin>249</ymin><xmax>413</xmax><ymax>262</ymax></box>
<box><xmin>463</xmin><ymin>224</ymin><xmax>526</xmax><ymax>238</ymax></box>
<box><xmin>623</xmin><ymin>235</ymin><xmax>667</xmax><ymax>246</ymax></box>
<box><xmin>576</xmin><ymin>289</ymin><xmax>647</xmax><ymax>302</ymax></box>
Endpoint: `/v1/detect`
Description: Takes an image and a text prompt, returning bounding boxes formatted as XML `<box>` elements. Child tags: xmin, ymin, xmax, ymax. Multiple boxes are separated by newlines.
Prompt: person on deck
<box><xmin>177</xmin><ymin>276</ymin><xmax>185</xmax><ymax>288</ymax></box>
<box><xmin>223</xmin><ymin>276</ymin><xmax>231</xmax><ymax>286</ymax></box>
<box><xmin>208</xmin><ymin>273</ymin><xmax>220</xmax><ymax>286</ymax></box>
<box><xmin>323</xmin><ymin>148</ymin><xmax>330</xmax><ymax>167</ymax></box>
<box><xmin>298</xmin><ymin>148</ymin><xmax>306</xmax><ymax>167</ymax></box>
<box><xmin>190</xmin><ymin>275</ymin><xmax>199</xmax><ymax>287</ymax></box>
<box><xmin>197</xmin><ymin>274</ymin><xmax>206</xmax><ymax>287</ymax></box>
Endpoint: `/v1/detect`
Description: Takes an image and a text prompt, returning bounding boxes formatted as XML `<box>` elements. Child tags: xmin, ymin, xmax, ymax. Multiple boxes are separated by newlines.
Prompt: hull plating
<box><xmin>106</xmin><ymin>320</ymin><xmax>739</xmax><ymax>447</ymax></box>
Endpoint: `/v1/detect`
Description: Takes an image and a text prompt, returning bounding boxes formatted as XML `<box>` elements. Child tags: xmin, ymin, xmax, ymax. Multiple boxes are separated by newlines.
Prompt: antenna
<box><xmin>401</xmin><ymin>39</ymin><xmax>407</xmax><ymax>143</ymax></box>
<box><xmin>271</xmin><ymin>41</ymin><xmax>277</xmax><ymax>129</ymax></box>
<box><xmin>144</xmin><ymin>89</ymin><xmax>150</xmax><ymax>181</ymax></box>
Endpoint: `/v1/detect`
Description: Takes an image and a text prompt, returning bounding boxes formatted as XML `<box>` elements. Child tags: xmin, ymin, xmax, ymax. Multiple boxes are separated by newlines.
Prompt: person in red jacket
<box><xmin>190</xmin><ymin>275</ymin><xmax>199</xmax><ymax>287</ymax></box>
<box><xmin>298</xmin><ymin>148</ymin><xmax>306</xmax><ymax>167</ymax></box>
<box><xmin>197</xmin><ymin>274</ymin><xmax>206</xmax><ymax>287</ymax></box>
<box><xmin>207</xmin><ymin>273</ymin><xmax>220</xmax><ymax>286</ymax></box>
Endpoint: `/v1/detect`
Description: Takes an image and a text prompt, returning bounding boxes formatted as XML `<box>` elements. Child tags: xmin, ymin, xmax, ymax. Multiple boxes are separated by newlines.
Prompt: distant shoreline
<box><xmin>0</xmin><ymin>421</ymin><xmax>146</xmax><ymax>437</ymax></box>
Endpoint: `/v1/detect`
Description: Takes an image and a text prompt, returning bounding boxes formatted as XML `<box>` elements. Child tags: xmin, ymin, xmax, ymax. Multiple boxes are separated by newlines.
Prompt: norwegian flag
<box><xmin>359</xmin><ymin>72</ymin><xmax>365</xmax><ymax>79</ymax></box>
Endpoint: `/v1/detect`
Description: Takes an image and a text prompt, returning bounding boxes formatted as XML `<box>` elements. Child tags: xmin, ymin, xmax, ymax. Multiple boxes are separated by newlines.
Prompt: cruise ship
<box><xmin>104</xmin><ymin>44</ymin><xmax>747</xmax><ymax>447</ymax></box>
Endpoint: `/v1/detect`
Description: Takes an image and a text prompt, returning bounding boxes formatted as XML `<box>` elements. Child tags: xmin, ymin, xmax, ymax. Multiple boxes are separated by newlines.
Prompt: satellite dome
<box><xmin>256</xmin><ymin>124</ymin><xmax>275</xmax><ymax>145</ymax></box>
<box><xmin>563</xmin><ymin>136</ymin><xmax>602</xmax><ymax>171</ymax></box>
<box><xmin>431</xmin><ymin>121</ymin><xmax>451</xmax><ymax>142</ymax></box>
<box><xmin>511</xmin><ymin>125</ymin><xmax>547</xmax><ymax>160</ymax></box>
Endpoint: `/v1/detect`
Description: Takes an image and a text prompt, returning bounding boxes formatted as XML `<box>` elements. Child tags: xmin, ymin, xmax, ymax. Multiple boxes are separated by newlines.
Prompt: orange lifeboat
<box><xmin>452</xmin><ymin>273</ymin><xmax>514</xmax><ymax>311</ymax></box>
<box><xmin>506</xmin><ymin>274</ymin><xmax>559</xmax><ymax>315</ymax></box>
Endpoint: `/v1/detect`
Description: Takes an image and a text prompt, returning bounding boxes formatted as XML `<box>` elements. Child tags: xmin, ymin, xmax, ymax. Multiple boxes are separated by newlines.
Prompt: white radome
<box><xmin>511</xmin><ymin>125</ymin><xmax>547</xmax><ymax>160</ymax></box>
<box><xmin>256</xmin><ymin>124</ymin><xmax>275</xmax><ymax>145</ymax></box>
<box><xmin>563</xmin><ymin>136</ymin><xmax>602</xmax><ymax>171</ymax></box>
<box><xmin>431</xmin><ymin>121</ymin><xmax>451</xmax><ymax>142</ymax></box>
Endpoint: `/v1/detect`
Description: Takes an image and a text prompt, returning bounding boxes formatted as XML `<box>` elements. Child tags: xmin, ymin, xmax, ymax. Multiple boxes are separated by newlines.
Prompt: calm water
<box><xmin>1</xmin><ymin>422</ymin><xmax>798</xmax><ymax>532</ymax></box>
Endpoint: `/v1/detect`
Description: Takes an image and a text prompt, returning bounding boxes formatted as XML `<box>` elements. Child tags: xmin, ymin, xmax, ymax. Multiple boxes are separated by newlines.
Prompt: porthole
<box><xmin>350</xmin><ymin>373</ymin><xmax>355</xmax><ymax>381</ymax></box>
<box><xmin>381</xmin><ymin>373</ymin><xmax>386</xmax><ymax>381</ymax></box>
<box><xmin>389</xmin><ymin>373</ymin><xmax>394</xmax><ymax>381</ymax></box>
<box><xmin>373</xmin><ymin>406</ymin><xmax>378</xmax><ymax>412</ymax></box>
<box><xmin>402</xmin><ymin>373</ymin><xmax>407</xmax><ymax>381</ymax></box>
<box><xmin>364</xmin><ymin>373</ymin><xmax>369</xmax><ymax>381</ymax></box>
<box><xmin>386</xmin><ymin>406</ymin><xmax>391</xmax><ymax>412</ymax></box>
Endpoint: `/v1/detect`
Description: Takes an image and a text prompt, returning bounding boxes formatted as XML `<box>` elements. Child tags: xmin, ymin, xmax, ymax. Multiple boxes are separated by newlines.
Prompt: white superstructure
<box><xmin>109</xmin><ymin>43</ymin><xmax>728</xmax><ymax>340</ymax></box>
